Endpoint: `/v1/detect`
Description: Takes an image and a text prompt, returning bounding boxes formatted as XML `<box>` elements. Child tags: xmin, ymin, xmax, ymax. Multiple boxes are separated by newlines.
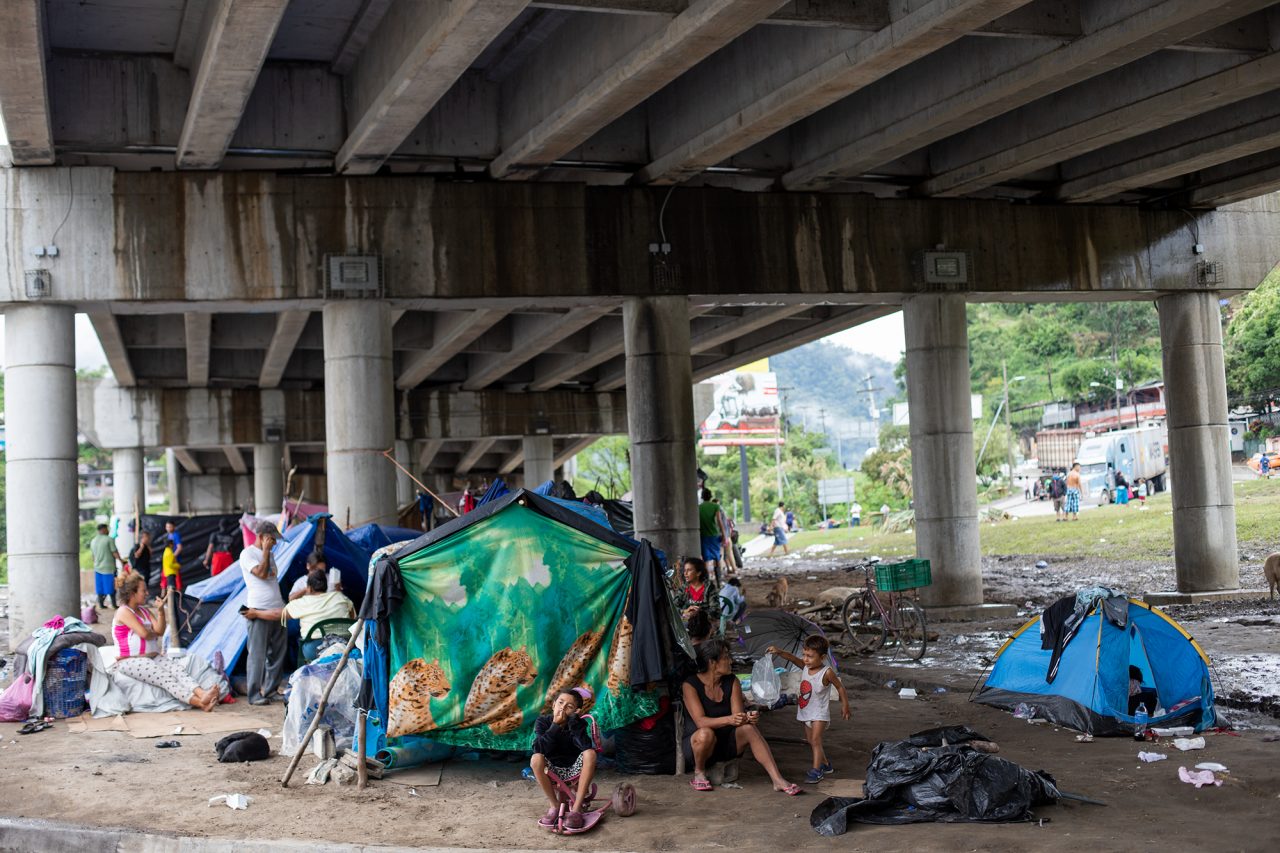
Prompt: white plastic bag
<box><xmin>750</xmin><ymin>654</ymin><xmax>781</xmax><ymax>706</ymax></box>
<box><xmin>281</xmin><ymin>654</ymin><xmax>363</xmax><ymax>756</ymax></box>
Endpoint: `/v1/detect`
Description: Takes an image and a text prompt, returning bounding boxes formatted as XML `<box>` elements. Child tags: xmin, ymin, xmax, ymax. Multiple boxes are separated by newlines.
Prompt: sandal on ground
<box><xmin>564</xmin><ymin>811</ymin><xmax>585</xmax><ymax>830</ymax></box>
<box><xmin>689</xmin><ymin>776</ymin><xmax>713</xmax><ymax>791</ymax></box>
<box><xmin>803</xmin><ymin>768</ymin><xmax>824</xmax><ymax>784</ymax></box>
<box><xmin>775</xmin><ymin>783</ymin><xmax>803</xmax><ymax>796</ymax></box>
<box><xmin>17</xmin><ymin>721</ymin><xmax>51</xmax><ymax>735</ymax></box>
<box><xmin>538</xmin><ymin>807</ymin><xmax>559</xmax><ymax>828</ymax></box>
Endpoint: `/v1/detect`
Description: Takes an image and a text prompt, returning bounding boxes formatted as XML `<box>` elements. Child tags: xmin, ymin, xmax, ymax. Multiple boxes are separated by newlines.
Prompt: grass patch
<box><xmin>773</xmin><ymin>478</ymin><xmax>1280</xmax><ymax>563</ymax></box>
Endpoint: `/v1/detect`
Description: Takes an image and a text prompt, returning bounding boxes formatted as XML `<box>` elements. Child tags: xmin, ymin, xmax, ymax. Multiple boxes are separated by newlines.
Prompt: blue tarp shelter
<box><xmin>974</xmin><ymin>597</ymin><xmax>1216</xmax><ymax>735</ymax></box>
<box><xmin>187</xmin><ymin>516</ymin><xmax>370</xmax><ymax>674</ymax></box>
<box><xmin>346</xmin><ymin>523</ymin><xmax>422</xmax><ymax>556</ymax></box>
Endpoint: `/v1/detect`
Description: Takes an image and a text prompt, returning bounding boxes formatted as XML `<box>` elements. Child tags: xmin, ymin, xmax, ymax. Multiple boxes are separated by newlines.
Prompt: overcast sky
<box><xmin>0</xmin><ymin>309</ymin><xmax>904</xmax><ymax>371</ymax></box>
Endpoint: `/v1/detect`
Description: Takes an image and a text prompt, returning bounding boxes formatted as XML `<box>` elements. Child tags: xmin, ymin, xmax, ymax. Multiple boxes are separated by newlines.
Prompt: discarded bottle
<box><xmin>1133</xmin><ymin>704</ymin><xmax>1149</xmax><ymax>741</ymax></box>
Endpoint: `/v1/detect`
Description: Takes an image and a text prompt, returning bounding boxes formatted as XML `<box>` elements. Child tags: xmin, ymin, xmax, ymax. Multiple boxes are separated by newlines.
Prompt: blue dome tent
<box><xmin>974</xmin><ymin>595</ymin><xmax>1216</xmax><ymax>736</ymax></box>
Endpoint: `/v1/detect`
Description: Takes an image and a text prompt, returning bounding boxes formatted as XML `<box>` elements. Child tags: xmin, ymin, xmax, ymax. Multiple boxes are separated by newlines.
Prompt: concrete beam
<box><xmin>172</xmin><ymin>447</ymin><xmax>204</xmax><ymax>475</ymax></box>
<box><xmin>336</xmin><ymin>0</ymin><xmax>530</xmax><ymax>175</ymax></box>
<box><xmin>174</xmin><ymin>0</ymin><xmax>213</xmax><ymax>69</ymax></box>
<box><xmin>1187</xmin><ymin>152</ymin><xmax>1280</xmax><ymax>208</ymax></box>
<box><xmin>332</xmin><ymin>0</ymin><xmax>396</xmax><ymax>75</ymax></box>
<box><xmin>418</xmin><ymin>438</ymin><xmax>444</xmax><ymax>471</ymax></box>
<box><xmin>1059</xmin><ymin>96</ymin><xmax>1280</xmax><ymax>203</ymax></box>
<box><xmin>0</xmin><ymin>0</ymin><xmax>54</xmax><ymax>166</ymax></box>
<box><xmin>396</xmin><ymin>309</ymin><xmax>508</xmax><ymax>390</ymax></box>
<box><xmin>497</xmin><ymin>448</ymin><xmax>524</xmax><ymax>476</ymax></box>
<box><xmin>528</xmin><ymin>318</ymin><xmax>624</xmax><ymax>391</ymax></box>
<box><xmin>783</xmin><ymin>0</ymin><xmax>1277</xmax><ymax>189</ymax></box>
<box><xmin>456</xmin><ymin>438</ymin><xmax>496</xmax><ymax>475</ymax></box>
<box><xmin>224</xmin><ymin>445</ymin><xmax>248</xmax><ymax>475</ymax></box>
<box><xmin>920</xmin><ymin>49</ymin><xmax>1280</xmax><ymax>198</ymax></box>
<box><xmin>258</xmin><ymin>310</ymin><xmax>310</xmax><ymax>388</ymax></box>
<box><xmin>462</xmin><ymin>307</ymin><xmax>612</xmax><ymax>390</ymax></box>
<box><xmin>689</xmin><ymin>305</ymin><xmax>810</xmax><ymax>354</ymax></box>
<box><xmin>491</xmin><ymin>0</ymin><xmax>787</xmax><ymax>179</ymax></box>
<box><xmin>554</xmin><ymin>436</ymin><xmax>598</xmax><ymax>468</ymax></box>
<box><xmin>86</xmin><ymin>312</ymin><xmax>136</xmax><ymax>387</ymax></box>
<box><xmin>184</xmin><ymin>312</ymin><xmax>211</xmax><ymax>387</ymax></box>
<box><xmin>636</xmin><ymin>0</ymin><xmax>1032</xmax><ymax>185</ymax></box>
<box><xmin>176</xmin><ymin>0</ymin><xmax>291</xmax><ymax>169</ymax></box>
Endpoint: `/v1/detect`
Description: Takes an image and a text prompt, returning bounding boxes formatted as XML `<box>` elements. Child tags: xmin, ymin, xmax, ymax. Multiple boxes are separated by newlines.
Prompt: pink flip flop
<box><xmin>690</xmin><ymin>776</ymin><xmax>713</xmax><ymax>791</ymax></box>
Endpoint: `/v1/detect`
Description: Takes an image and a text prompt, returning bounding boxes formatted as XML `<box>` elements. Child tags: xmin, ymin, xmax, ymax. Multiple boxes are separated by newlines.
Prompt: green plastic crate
<box><xmin>876</xmin><ymin>558</ymin><xmax>932</xmax><ymax>591</ymax></box>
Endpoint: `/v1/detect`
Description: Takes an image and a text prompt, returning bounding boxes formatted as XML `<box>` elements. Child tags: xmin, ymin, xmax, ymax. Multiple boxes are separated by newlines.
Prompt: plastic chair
<box><xmin>299</xmin><ymin>618</ymin><xmax>356</xmax><ymax>663</ymax></box>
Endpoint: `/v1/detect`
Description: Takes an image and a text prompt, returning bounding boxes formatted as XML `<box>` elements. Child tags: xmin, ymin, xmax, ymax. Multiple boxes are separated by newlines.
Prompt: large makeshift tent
<box><xmin>186</xmin><ymin>515</ymin><xmax>371</xmax><ymax>674</ymax></box>
<box><xmin>358</xmin><ymin>489</ymin><xmax>691</xmax><ymax>760</ymax></box>
<box><xmin>974</xmin><ymin>595</ymin><xmax>1216</xmax><ymax>735</ymax></box>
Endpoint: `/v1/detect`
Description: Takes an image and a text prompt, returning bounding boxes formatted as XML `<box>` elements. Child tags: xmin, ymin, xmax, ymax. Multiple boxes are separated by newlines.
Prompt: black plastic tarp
<box><xmin>810</xmin><ymin>728</ymin><xmax>1061</xmax><ymax>836</ymax></box>
<box><xmin>133</xmin><ymin>513</ymin><xmax>244</xmax><ymax>592</ymax></box>
<box><xmin>601</xmin><ymin>500</ymin><xmax>634</xmax><ymax>538</ymax></box>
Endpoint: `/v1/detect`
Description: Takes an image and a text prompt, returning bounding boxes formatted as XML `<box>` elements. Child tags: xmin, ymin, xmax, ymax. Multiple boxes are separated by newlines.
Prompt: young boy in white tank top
<box><xmin>767</xmin><ymin>635</ymin><xmax>851</xmax><ymax>783</ymax></box>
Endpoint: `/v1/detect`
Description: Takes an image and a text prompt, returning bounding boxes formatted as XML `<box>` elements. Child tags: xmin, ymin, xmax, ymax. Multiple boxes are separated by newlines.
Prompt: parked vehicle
<box><xmin>1035</xmin><ymin>428</ymin><xmax>1085</xmax><ymax>474</ymax></box>
<box><xmin>1076</xmin><ymin>426</ymin><xmax>1168</xmax><ymax>503</ymax></box>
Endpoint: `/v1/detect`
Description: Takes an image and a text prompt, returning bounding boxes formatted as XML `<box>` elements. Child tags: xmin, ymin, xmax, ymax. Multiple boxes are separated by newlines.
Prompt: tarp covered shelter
<box><xmin>186</xmin><ymin>516</ymin><xmax>370</xmax><ymax>674</ymax></box>
<box><xmin>345</xmin><ymin>523</ymin><xmax>422</xmax><ymax>556</ymax></box>
<box><xmin>358</xmin><ymin>489</ymin><xmax>691</xmax><ymax>759</ymax></box>
<box><xmin>134</xmin><ymin>513</ymin><xmax>243</xmax><ymax>592</ymax></box>
<box><xmin>973</xmin><ymin>595</ymin><xmax>1215</xmax><ymax>735</ymax></box>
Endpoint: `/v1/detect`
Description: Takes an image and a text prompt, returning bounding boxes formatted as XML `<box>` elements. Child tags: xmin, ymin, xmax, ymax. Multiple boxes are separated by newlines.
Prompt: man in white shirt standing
<box><xmin>239</xmin><ymin>521</ymin><xmax>288</xmax><ymax>705</ymax></box>
<box><xmin>767</xmin><ymin>502</ymin><xmax>790</xmax><ymax>557</ymax></box>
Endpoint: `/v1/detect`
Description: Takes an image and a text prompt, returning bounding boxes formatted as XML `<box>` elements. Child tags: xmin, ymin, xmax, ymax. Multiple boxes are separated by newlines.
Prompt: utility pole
<box><xmin>1003</xmin><ymin>360</ymin><xmax>1015</xmax><ymax>490</ymax></box>
<box><xmin>739</xmin><ymin>444</ymin><xmax>751</xmax><ymax>522</ymax></box>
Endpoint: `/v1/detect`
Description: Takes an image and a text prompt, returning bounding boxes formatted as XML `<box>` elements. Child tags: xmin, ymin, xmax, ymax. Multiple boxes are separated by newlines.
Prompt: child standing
<box><xmin>766</xmin><ymin>635</ymin><xmax>850</xmax><ymax>783</ymax></box>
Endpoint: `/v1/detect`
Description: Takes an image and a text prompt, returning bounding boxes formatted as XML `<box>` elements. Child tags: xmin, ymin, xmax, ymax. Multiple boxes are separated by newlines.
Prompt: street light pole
<box><xmin>1003</xmin><ymin>360</ymin><xmax>1014</xmax><ymax>490</ymax></box>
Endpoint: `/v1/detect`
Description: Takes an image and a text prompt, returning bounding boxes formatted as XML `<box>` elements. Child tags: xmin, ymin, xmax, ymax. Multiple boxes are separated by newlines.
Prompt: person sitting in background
<box><xmin>111</xmin><ymin>573</ymin><xmax>218</xmax><ymax>711</ymax></box>
<box><xmin>686</xmin><ymin>608</ymin><xmax>712</xmax><ymax>647</ymax></box>
<box><xmin>288</xmin><ymin>552</ymin><xmax>343</xmax><ymax>601</ymax></box>
<box><xmin>676</xmin><ymin>557</ymin><xmax>720</xmax><ymax>626</ymax></box>
<box><xmin>718</xmin><ymin>577</ymin><xmax>746</xmax><ymax>635</ymax></box>
<box><xmin>1128</xmin><ymin>665</ymin><xmax>1158</xmax><ymax>715</ymax></box>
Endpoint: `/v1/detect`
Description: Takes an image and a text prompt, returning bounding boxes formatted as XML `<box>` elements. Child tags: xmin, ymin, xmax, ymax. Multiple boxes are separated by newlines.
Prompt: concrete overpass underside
<box><xmin>6</xmin><ymin>0</ymin><xmax>1280</xmax><ymax>641</ymax></box>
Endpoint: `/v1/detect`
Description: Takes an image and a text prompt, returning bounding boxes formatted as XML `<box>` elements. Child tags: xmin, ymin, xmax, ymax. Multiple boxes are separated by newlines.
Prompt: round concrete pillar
<box><xmin>165</xmin><ymin>448</ymin><xmax>182</xmax><ymax>513</ymax></box>
<box><xmin>522</xmin><ymin>435</ymin><xmax>554</xmax><ymax>488</ymax></box>
<box><xmin>323</xmin><ymin>301</ymin><xmax>396</xmax><ymax>529</ymax></box>
<box><xmin>5</xmin><ymin>304</ymin><xmax>80</xmax><ymax>647</ymax></box>
<box><xmin>1157</xmin><ymin>291</ymin><xmax>1238</xmax><ymax>592</ymax></box>
<box><xmin>623</xmin><ymin>296</ymin><xmax>700</xmax><ymax>560</ymax></box>
<box><xmin>112</xmin><ymin>448</ymin><xmax>146</xmax><ymax>555</ymax></box>
<box><xmin>253</xmin><ymin>443</ymin><xmax>284</xmax><ymax>515</ymax></box>
<box><xmin>903</xmin><ymin>294</ymin><xmax>983</xmax><ymax>608</ymax></box>
<box><xmin>394</xmin><ymin>439</ymin><xmax>415</xmax><ymax>508</ymax></box>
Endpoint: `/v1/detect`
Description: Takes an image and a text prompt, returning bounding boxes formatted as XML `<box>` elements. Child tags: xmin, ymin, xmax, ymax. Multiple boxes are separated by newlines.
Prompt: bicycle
<box><xmin>839</xmin><ymin>557</ymin><xmax>929</xmax><ymax>661</ymax></box>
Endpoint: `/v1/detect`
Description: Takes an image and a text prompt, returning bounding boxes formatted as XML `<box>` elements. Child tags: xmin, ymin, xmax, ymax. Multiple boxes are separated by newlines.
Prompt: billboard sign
<box><xmin>699</xmin><ymin>367</ymin><xmax>782</xmax><ymax>447</ymax></box>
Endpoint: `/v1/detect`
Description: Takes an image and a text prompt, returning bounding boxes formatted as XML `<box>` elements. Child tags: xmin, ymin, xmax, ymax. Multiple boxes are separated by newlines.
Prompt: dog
<box><xmin>1264</xmin><ymin>553</ymin><xmax>1280</xmax><ymax>600</ymax></box>
<box><xmin>765</xmin><ymin>576</ymin><xmax>790</xmax><ymax>609</ymax></box>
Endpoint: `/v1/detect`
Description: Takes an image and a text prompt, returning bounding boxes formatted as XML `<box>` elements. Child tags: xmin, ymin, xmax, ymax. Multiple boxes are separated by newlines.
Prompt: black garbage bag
<box><xmin>904</xmin><ymin>725</ymin><xmax>992</xmax><ymax>748</ymax></box>
<box><xmin>613</xmin><ymin>705</ymin><xmax>676</xmax><ymax>775</ymax></box>
<box><xmin>811</xmin><ymin>735</ymin><xmax>1060</xmax><ymax>836</ymax></box>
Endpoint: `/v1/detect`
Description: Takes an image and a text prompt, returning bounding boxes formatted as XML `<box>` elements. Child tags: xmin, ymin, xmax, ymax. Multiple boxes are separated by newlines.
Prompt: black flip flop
<box><xmin>17</xmin><ymin>721</ymin><xmax>51</xmax><ymax>735</ymax></box>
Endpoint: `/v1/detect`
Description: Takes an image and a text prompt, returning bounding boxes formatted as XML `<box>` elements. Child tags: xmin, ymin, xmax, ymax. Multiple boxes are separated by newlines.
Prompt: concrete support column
<box><xmin>523</xmin><ymin>435</ymin><xmax>554</xmax><ymax>488</ymax></box>
<box><xmin>112</xmin><ymin>448</ymin><xmax>146</xmax><ymax>555</ymax></box>
<box><xmin>1157</xmin><ymin>292</ymin><xmax>1238</xmax><ymax>592</ymax></box>
<box><xmin>623</xmin><ymin>296</ymin><xmax>700</xmax><ymax>560</ymax></box>
<box><xmin>165</xmin><ymin>449</ymin><xmax>182</xmax><ymax>514</ymax></box>
<box><xmin>5</xmin><ymin>305</ymin><xmax>80</xmax><ymax>646</ymax></box>
<box><xmin>253</xmin><ymin>443</ymin><xmax>284</xmax><ymax>515</ymax></box>
<box><xmin>903</xmin><ymin>294</ymin><xmax>983</xmax><ymax>608</ymax></box>
<box><xmin>323</xmin><ymin>301</ymin><xmax>396</xmax><ymax>529</ymax></box>
<box><xmin>394</xmin><ymin>439</ymin><xmax>415</xmax><ymax>508</ymax></box>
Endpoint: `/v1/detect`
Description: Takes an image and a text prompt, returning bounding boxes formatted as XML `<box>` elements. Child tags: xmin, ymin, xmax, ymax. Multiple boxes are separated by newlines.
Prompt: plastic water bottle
<box><xmin>1133</xmin><ymin>703</ymin><xmax>1149</xmax><ymax>741</ymax></box>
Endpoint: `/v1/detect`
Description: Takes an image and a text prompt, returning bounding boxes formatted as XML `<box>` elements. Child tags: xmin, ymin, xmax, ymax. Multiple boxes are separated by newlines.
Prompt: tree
<box><xmin>571</xmin><ymin>435</ymin><xmax>631</xmax><ymax>498</ymax></box>
<box><xmin>1226</xmin><ymin>267</ymin><xmax>1280</xmax><ymax>406</ymax></box>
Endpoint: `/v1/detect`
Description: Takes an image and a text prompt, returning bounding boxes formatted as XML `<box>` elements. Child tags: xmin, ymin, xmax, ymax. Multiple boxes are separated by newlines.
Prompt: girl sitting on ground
<box><xmin>676</xmin><ymin>557</ymin><xmax>720</xmax><ymax>625</ymax></box>
<box><xmin>530</xmin><ymin>688</ymin><xmax>597</xmax><ymax>830</ymax></box>
<box><xmin>682</xmin><ymin>639</ymin><xmax>800</xmax><ymax>796</ymax></box>
<box><xmin>767</xmin><ymin>635</ymin><xmax>851</xmax><ymax>783</ymax></box>
<box><xmin>111</xmin><ymin>573</ymin><xmax>218</xmax><ymax>711</ymax></box>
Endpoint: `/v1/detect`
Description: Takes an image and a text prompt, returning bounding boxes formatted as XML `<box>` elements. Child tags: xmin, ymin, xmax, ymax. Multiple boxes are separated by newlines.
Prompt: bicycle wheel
<box><xmin>842</xmin><ymin>593</ymin><xmax>886</xmax><ymax>654</ymax></box>
<box><xmin>892</xmin><ymin>598</ymin><xmax>928</xmax><ymax>660</ymax></box>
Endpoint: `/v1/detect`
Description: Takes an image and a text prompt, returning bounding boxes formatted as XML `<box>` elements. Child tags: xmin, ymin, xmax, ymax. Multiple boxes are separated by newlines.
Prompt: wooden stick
<box><xmin>674</xmin><ymin>703</ymin><xmax>686</xmax><ymax>775</ymax></box>
<box><xmin>280</xmin><ymin>619</ymin><xmax>365</xmax><ymax>787</ymax></box>
<box><xmin>381</xmin><ymin>448</ymin><xmax>460</xmax><ymax>517</ymax></box>
<box><xmin>357</xmin><ymin>709</ymin><xmax>369</xmax><ymax>790</ymax></box>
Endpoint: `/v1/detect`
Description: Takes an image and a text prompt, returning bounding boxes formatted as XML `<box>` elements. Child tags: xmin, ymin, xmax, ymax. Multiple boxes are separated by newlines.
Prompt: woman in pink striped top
<box><xmin>111</xmin><ymin>573</ymin><xmax>218</xmax><ymax>711</ymax></box>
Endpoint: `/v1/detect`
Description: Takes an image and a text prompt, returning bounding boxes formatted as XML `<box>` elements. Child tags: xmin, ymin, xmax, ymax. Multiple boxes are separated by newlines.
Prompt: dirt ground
<box><xmin>2</xmin><ymin>566</ymin><xmax>1279</xmax><ymax>850</ymax></box>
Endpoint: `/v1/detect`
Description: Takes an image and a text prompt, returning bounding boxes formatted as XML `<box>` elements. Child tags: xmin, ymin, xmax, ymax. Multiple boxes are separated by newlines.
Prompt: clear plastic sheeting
<box><xmin>282</xmin><ymin>649</ymin><xmax>364</xmax><ymax>757</ymax></box>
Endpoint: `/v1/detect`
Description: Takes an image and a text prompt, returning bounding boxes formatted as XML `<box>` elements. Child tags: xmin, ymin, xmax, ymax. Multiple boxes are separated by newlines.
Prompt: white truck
<box><xmin>1075</xmin><ymin>426</ymin><xmax>1168</xmax><ymax>504</ymax></box>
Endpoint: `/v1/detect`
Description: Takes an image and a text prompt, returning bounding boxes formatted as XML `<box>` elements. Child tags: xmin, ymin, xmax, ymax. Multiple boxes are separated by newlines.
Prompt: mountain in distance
<box><xmin>770</xmin><ymin>339</ymin><xmax>897</xmax><ymax>469</ymax></box>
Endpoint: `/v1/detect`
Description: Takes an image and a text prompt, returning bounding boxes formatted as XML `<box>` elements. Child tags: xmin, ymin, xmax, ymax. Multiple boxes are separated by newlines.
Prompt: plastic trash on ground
<box><xmin>898</xmin><ymin>688</ymin><xmax>918</xmax><ymax>699</ymax></box>
<box><xmin>1137</xmin><ymin>751</ymin><xmax>1167</xmax><ymax>763</ymax></box>
<box><xmin>1178</xmin><ymin>766</ymin><xmax>1221</xmax><ymax>788</ymax></box>
<box><xmin>208</xmin><ymin>794</ymin><xmax>252</xmax><ymax>809</ymax></box>
<box><xmin>281</xmin><ymin>651</ymin><xmax>363</xmax><ymax>756</ymax></box>
<box><xmin>1153</xmin><ymin>726</ymin><xmax>1195</xmax><ymax>737</ymax></box>
<box><xmin>1012</xmin><ymin>703</ymin><xmax>1037</xmax><ymax>720</ymax></box>
<box><xmin>1194</xmin><ymin>762</ymin><xmax>1228</xmax><ymax>773</ymax></box>
<box><xmin>1172</xmin><ymin>737</ymin><xmax>1206</xmax><ymax>751</ymax></box>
